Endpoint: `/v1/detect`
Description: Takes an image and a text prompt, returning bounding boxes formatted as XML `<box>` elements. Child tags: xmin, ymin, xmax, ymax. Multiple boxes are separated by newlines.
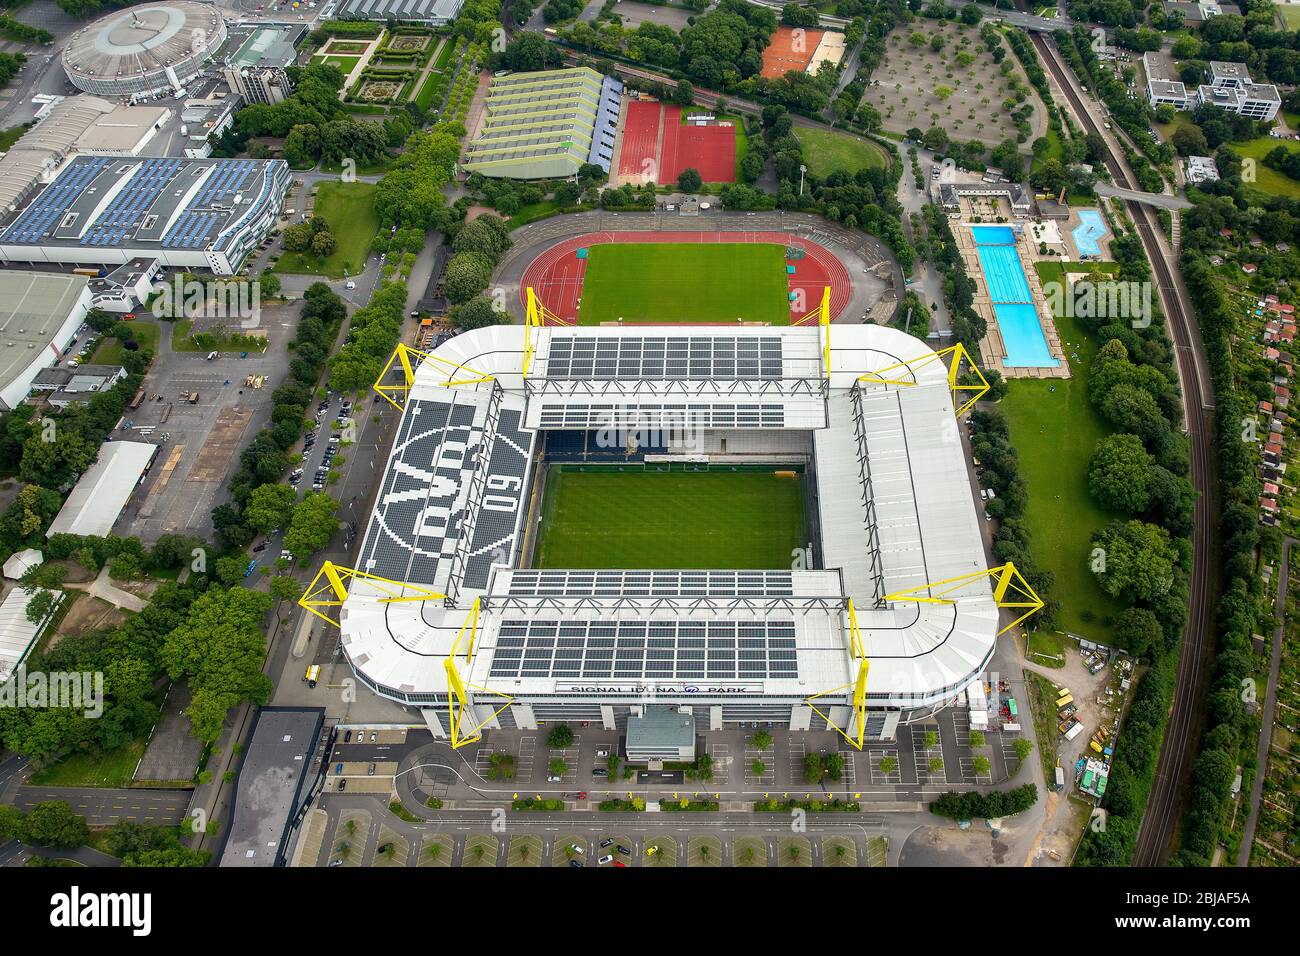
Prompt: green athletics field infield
<box><xmin>576</xmin><ymin>242</ymin><xmax>790</xmax><ymax>326</ymax></box>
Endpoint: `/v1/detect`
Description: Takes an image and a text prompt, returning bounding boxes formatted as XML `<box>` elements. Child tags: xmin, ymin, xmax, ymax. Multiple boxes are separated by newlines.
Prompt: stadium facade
<box><xmin>0</xmin><ymin>156</ymin><xmax>290</xmax><ymax>276</ymax></box>
<box><xmin>462</xmin><ymin>68</ymin><xmax>622</xmax><ymax>180</ymax></box>
<box><xmin>316</xmin><ymin>318</ymin><xmax>1030</xmax><ymax>745</ymax></box>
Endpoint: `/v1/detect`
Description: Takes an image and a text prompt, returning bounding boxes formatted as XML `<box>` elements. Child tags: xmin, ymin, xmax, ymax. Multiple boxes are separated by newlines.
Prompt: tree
<box><xmin>676</xmin><ymin>167</ymin><xmax>703</xmax><ymax>192</ymax></box>
<box><xmin>1088</xmin><ymin>433</ymin><xmax>1154</xmax><ymax>514</ymax></box>
<box><xmin>450</xmin><ymin>297</ymin><xmax>509</xmax><ymax>331</ymax></box>
<box><xmin>282</xmin><ymin>491</ymin><xmax>338</xmax><ymax>559</ymax></box>
<box><xmin>1113</xmin><ymin>607</ymin><xmax>1164</xmax><ymax>660</ymax></box>
<box><xmin>751</xmin><ymin>758</ymin><xmax>766</xmax><ymax>775</ymax></box>
<box><xmin>960</xmin><ymin>3</ymin><xmax>983</xmax><ymax>24</ymax></box>
<box><xmin>160</xmin><ymin>588</ymin><xmax>274</xmax><ymax>742</ymax></box>
<box><xmin>1092</xmin><ymin>519</ymin><xmax>1178</xmax><ymax>602</ymax></box>
<box><xmin>442</xmin><ymin>251</ymin><xmax>494</xmax><ymax>304</ymax></box>
<box><xmin>880</xmin><ymin>756</ymin><xmax>898</xmax><ymax>774</ymax></box>
<box><xmin>934</xmin><ymin>85</ymin><xmax>954</xmax><ymax>102</ymax></box>
<box><xmin>969</xmin><ymin>730</ymin><xmax>985</xmax><ymax>748</ymax></box>
<box><xmin>21</xmin><ymin>426</ymin><xmax>96</xmax><ymax>490</ymax></box>
<box><xmin>1014</xmin><ymin>738</ymin><xmax>1033</xmax><ymax>762</ymax></box>
<box><xmin>243</xmin><ymin>483</ymin><xmax>298</xmax><ymax>534</ymax></box>
<box><xmin>546</xmin><ymin>723</ymin><xmax>574</xmax><ymax>749</ymax></box>
<box><xmin>1171</xmin><ymin>124</ymin><xmax>1209</xmax><ymax>158</ymax></box>
<box><xmin>751</xmin><ymin>730</ymin><xmax>772</xmax><ymax>750</ymax></box>
<box><xmin>548</xmin><ymin>757</ymin><xmax>567</xmax><ymax>776</ymax></box>
<box><xmin>972</xmin><ymin>755</ymin><xmax>991</xmax><ymax>775</ymax></box>
<box><xmin>20</xmin><ymin>801</ymin><xmax>89</xmax><ymax>849</ymax></box>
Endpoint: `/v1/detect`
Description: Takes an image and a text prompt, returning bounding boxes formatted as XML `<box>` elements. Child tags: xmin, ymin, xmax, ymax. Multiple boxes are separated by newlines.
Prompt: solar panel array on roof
<box><xmin>81</xmin><ymin>158</ymin><xmax>182</xmax><ymax>247</ymax></box>
<box><xmin>587</xmin><ymin>75</ymin><xmax>622</xmax><ymax>172</ymax></box>
<box><xmin>0</xmin><ymin>156</ymin><xmax>113</xmax><ymax>244</ymax></box>
<box><xmin>488</xmin><ymin>619</ymin><xmax>799</xmax><ymax>680</ymax></box>
<box><xmin>359</xmin><ymin>396</ymin><xmax>485</xmax><ymax>585</ymax></box>
<box><xmin>537</xmin><ymin>402</ymin><xmax>786</xmax><ymax>430</ymax></box>
<box><xmin>505</xmin><ymin>570</ymin><xmax>796</xmax><ymax>598</ymax></box>
<box><xmin>546</xmin><ymin>335</ymin><xmax>784</xmax><ymax>380</ymax></box>
<box><xmin>461</xmin><ymin>407</ymin><xmax>534</xmax><ymax>590</ymax></box>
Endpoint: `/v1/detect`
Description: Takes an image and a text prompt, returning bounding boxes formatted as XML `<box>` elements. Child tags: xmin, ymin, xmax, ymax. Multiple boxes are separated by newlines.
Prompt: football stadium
<box><xmin>304</xmin><ymin>246</ymin><xmax>1041</xmax><ymax>748</ymax></box>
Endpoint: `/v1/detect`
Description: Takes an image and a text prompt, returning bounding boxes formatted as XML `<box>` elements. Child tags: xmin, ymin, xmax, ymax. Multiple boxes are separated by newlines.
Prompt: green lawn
<box><xmin>29</xmin><ymin>739</ymin><xmax>147</xmax><ymax>788</ymax></box>
<box><xmin>90</xmin><ymin>321</ymin><xmax>159</xmax><ymax>364</ymax></box>
<box><xmin>998</xmin><ymin>262</ymin><xmax>1127</xmax><ymax>640</ymax></box>
<box><xmin>312</xmin><ymin>54</ymin><xmax>361</xmax><ymax>73</ymax></box>
<box><xmin>274</xmin><ymin>180</ymin><xmax>380</xmax><ymax>279</ymax></box>
<box><xmin>534</xmin><ymin>466</ymin><xmax>807</xmax><ymax>569</ymax></box>
<box><xmin>0</xmin><ymin>122</ymin><xmax>33</xmax><ymax>152</ymax></box>
<box><xmin>792</xmin><ymin>127</ymin><xmax>890</xmax><ymax>178</ymax></box>
<box><xmin>1229</xmin><ymin>136</ymin><xmax>1300</xmax><ymax>200</ymax></box>
<box><xmin>577</xmin><ymin>242</ymin><xmax>789</xmax><ymax>325</ymax></box>
<box><xmin>1279</xmin><ymin>3</ymin><xmax>1300</xmax><ymax>27</ymax></box>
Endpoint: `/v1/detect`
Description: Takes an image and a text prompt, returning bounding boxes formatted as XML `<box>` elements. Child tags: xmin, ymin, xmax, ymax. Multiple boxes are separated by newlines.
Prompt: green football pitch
<box><xmin>576</xmin><ymin>243</ymin><xmax>791</xmax><ymax>326</ymax></box>
<box><xmin>533</xmin><ymin>467</ymin><xmax>807</xmax><ymax>569</ymax></box>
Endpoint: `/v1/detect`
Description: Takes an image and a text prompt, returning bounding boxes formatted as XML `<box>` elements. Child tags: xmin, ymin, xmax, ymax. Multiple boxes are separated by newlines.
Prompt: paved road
<box><xmin>1238</xmin><ymin>536</ymin><xmax>1296</xmax><ymax>865</ymax></box>
<box><xmin>11</xmin><ymin>786</ymin><xmax>191</xmax><ymax>826</ymax></box>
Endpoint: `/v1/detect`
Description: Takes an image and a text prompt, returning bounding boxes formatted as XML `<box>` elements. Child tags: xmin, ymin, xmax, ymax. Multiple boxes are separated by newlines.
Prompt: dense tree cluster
<box><xmin>930</xmin><ymin>784</ymin><xmax>1038</xmax><ymax>820</ymax></box>
<box><xmin>211</xmin><ymin>65</ymin><xmax>352</xmax><ymax>159</ymax></box>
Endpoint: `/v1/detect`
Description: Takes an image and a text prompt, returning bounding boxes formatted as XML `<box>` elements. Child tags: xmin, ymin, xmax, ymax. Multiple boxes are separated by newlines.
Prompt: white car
<box><xmin>598</xmin><ymin>854</ymin><xmax>614</xmax><ymax>865</ymax></box>
<box><xmin>595</xmin><ymin>748</ymin><xmax>609</xmax><ymax>757</ymax></box>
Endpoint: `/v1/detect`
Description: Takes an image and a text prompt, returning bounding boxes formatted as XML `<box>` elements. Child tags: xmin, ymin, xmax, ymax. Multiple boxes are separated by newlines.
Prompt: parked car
<box><xmin>598</xmin><ymin>854</ymin><xmax>613</xmax><ymax>865</ymax></box>
<box><xmin>600</xmin><ymin>839</ymin><xmax>613</xmax><ymax>848</ymax></box>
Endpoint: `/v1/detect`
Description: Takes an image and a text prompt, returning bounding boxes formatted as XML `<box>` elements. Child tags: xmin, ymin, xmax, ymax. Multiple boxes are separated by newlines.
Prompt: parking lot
<box><xmin>115</xmin><ymin>305</ymin><xmax>300</xmax><ymax>544</ymax></box>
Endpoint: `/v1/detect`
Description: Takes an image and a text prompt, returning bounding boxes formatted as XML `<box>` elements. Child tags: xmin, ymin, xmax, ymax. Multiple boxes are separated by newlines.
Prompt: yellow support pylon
<box><xmin>805</xmin><ymin>658</ymin><xmax>871</xmax><ymax>751</ymax></box>
<box><xmin>818</xmin><ymin>286</ymin><xmax>832</xmax><ymax>376</ymax></box>
<box><xmin>371</xmin><ymin>343</ymin><xmax>495</xmax><ymax>411</ymax></box>
<box><xmin>857</xmin><ymin>342</ymin><xmax>990</xmax><ymax>417</ymax></box>
<box><xmin>523</xmin><ymin>287</ymin><xmax>558</xmax><ymax>380</ymax></box>
<box><xmin>444</xmin><ymin>599</ymin><xmax>512</xmax><ymax>749</ymax></box>
<box><xmin>298</xmin><ymin>561</ymin><xmax>448</xmax><ymax>627</ymax></box>
<box><xmin>880</xmin><ymin>561</ymin><xmax>1044</xmax><ymax>636</ymax></box>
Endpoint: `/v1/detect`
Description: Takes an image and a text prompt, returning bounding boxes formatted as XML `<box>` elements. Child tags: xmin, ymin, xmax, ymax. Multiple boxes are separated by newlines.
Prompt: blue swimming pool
<box><xmin>971</xmin><ymin>226</ymin><xmax>1059</xmax><ymax>368</ymax></box>
<box><xmin>1072</xmin><ymin>209</ymin><xmax>1107</xmax><ymax>258</ymax></box>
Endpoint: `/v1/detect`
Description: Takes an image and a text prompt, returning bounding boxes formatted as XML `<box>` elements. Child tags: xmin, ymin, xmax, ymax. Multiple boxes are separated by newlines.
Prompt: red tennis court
<box><xmin>518</xmin><ymin>231</ymin><xmax>851</xmax><ymax>326</ymax></box>
<box><xmin>761</xmin><ymin>25</ymin><xmax>825</xmax><ymax>79</ymax></box>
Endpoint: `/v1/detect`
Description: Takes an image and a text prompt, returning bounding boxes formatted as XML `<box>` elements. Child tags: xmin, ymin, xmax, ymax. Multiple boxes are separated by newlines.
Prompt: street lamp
<box><xmin>799</xmin><ymin>164</ymin><xmax>807</xmax><ymax>197</ymax></box>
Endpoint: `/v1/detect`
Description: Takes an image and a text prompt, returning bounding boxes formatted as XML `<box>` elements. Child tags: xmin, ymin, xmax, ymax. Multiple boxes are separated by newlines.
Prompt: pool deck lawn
<box><xmin>998</xmin><ymin>261</ymin><xmax>1127</xmax><ymax>641</ymax></box>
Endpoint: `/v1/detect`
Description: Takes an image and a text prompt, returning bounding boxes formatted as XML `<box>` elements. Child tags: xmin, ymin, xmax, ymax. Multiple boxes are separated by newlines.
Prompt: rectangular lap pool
<box><xmin>971</xmin><ymin>226</ymin><xmax>1059</xmax><ymax>368</ymax></box>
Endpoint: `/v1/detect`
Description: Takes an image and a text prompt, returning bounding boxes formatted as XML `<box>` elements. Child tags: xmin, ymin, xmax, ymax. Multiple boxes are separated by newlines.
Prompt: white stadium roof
<box><xmin>337</xmin><ymin>323</ymin><xmax>1000</xmax><ymax>713</ymax></box>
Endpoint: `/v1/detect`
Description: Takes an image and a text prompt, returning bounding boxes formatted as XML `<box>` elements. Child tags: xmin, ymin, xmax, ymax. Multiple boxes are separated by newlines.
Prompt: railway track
<box><xmin>1030</xmin><ymin>31</ymin><xmax>1218</xmax><ymax>866</ymax></box>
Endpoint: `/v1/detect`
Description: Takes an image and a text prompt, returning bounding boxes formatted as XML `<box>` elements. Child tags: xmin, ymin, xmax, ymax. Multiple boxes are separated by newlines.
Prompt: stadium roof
<box><xmin>463</xmin><ymin>68</ymin><xmax>622</xmax><ymax>179</ymax></box>
<box><xmin>47</xmin><ymin>440</ymin><xmax>158</xmax><ymax>538</ymax></box>
<box><xmin>339</xmin><ymin>322</ymin><xmax>1000</xmax><ymax>711</ymax></box>
<box><xmin>0</xmin><ymin>155</ymin><xmax>287</xmax><ymax>257</ymax></box>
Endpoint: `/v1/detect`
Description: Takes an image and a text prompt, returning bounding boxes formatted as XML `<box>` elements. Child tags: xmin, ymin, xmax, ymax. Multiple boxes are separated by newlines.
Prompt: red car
<box><xmin>612</xmin><ymin>860</ymin><xmax>626</xmax><ymax>867</ymax></box>
<box><xmin>124</xmin><ymin>313</ymin><xmax>136</xmax><ymax>320</ymax></box>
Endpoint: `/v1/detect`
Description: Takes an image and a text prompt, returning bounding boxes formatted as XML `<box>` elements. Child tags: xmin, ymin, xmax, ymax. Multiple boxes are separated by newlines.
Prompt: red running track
<box><xmin>518</xmin><ymin>231</ymin><xmax>851</xmax><ymax>326</ymax></box>
<box><xmin>659</xmin><ymin>105</ymin><xmax>736</xmax><ymax>184</ymax></box>
<box><xmin>618</xmin><ymin>100</ymin><xmax>661</xmax><ymax>180</ymax></box>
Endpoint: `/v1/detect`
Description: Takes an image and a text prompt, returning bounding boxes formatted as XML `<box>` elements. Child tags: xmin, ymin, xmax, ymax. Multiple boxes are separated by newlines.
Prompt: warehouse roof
<box><xmin>0</xmin><ymin>271</ymin><xmax>90</xmax><ymax>398</ymax></box>
<box><xmin>334</xmin><ymin>0</ymin><xmax>465</xmax><ymax>21</ymax></box>
<box><xmin>47</xmin><ymin>440</ymin><xmax>158</xmax><ymax>538</ymax></box>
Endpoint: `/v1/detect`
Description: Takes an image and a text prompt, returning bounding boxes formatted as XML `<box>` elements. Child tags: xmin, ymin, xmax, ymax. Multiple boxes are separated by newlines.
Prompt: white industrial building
<box><xmin>0</xmin><ymin>586</ymin><xmax>62</xmax><ymax>684</ymax></box>
<box><xmin>0</xmin><ymin>271</ymin><xmax>94</xmax><ymax>412</ymax></box>
<box><xmin>0</xmin><ymin>155</ymin><xmax>290</xmax><ymax>276</ymax></box>
<box><xmin>326</xmin><ymin>321</ymin><xmax>1025</xmax><ymax>745</ymax></box>
<box><xmin>47</xmin><ymin>440</ymin><xmax>160</xmax><ymax>538</ymax></box>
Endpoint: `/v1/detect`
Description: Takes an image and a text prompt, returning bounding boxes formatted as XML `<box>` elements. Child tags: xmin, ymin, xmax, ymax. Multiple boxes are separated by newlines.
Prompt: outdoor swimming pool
<box><xmin>1072</xmin><ymin>209</ymin><xmax>1108</xmax><ymax>258</ymax></box>
<box><xmin>971</xmin><ymin>226</ymin><xmax>1059</xmax><ymax>368</ymax></box>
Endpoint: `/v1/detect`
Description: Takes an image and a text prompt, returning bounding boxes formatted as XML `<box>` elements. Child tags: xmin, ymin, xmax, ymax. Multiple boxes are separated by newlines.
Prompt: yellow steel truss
<box><xmin>298</xmin><ymin>561</ymin><xmax>447</xmax><ymax>627</ymax></box>
<box><xmin>444</xmin><ymin>597</ymin><xmax>513</xmax><ymax>749</ymax></box>
<box><xmin>880</xmin><ymin>561</ymin><xmax>1045</xmax><ymax>636</ymax></box>
<box><xmin>524</xmin><ymin>287</ymin><xmax>557</xmax><ymax>379</ymax></box>
<box><xmin>817</xmin><ymin>286</ymin><xmax>832</xmax><ymax>376</ymax></box>
<box><xmin>371</xmin><ymin>343</ymin><xmax>495</xmax><ymax>411</ymax></box>
<box><xmin>857</xmin><ymin>342</ymin><xmax>990</xmax><ymax>416</ymax></box>
<box><xmin>804</xmin><ymin>598</ymin><xmax>871</xmax><ymax>750</ymax></box>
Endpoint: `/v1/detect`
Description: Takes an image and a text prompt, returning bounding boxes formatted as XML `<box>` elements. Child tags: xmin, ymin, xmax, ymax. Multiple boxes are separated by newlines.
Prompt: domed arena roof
<box><xmin>61</xmin><ymin>1</ymin><xmax>225</xmax><ymax>95</ymax></box>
